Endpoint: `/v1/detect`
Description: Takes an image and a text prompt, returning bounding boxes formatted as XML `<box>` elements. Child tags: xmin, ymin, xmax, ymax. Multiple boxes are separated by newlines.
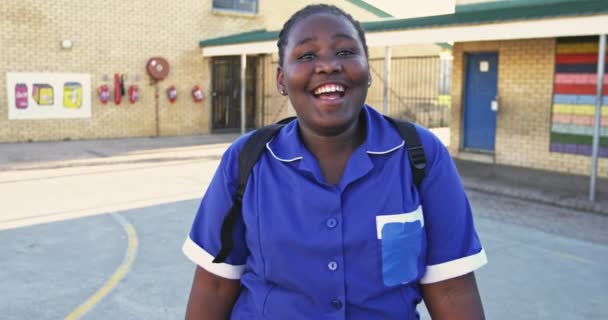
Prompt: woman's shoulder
<box><xmin>374</xmin><ymin>114</ymin><xmax>447</xmax><ymax>160</ymax></box>
<box><xmin>223</xmin><ymin>131</ymin><xmax>257</xmax><ymax>157</ymax></box>
<box><xmin>402</xmin><ymin>122</ymin><xmax>451</xmax><ymax>168</ymax></box>
<box><xmin>412</xmin><ymin>123</ymin><xmax>445</xmax><ymax>150</ymax></box>
<box><xmin>216</xmin><ymin>131</ymin><xmax>258</xmax><ymax>177</ymax></box>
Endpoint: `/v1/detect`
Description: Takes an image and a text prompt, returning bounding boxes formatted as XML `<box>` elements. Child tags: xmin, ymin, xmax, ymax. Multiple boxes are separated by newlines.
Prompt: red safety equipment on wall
<box><xmin>98</xmin><ymin>85</ymin><xmax>110</xmax><ymax>104</ymax></box>
<box><xmin>128</xmin><ymin>85</ymin><xmax>139</xmax><ymax>104</ymax></box>
<box><xmin>192</xmin><ymin>85</ymin><xmax>203</xmax><ymax>103</ymax></box>
<box><xmin>167</xmin><ymin>85</ymin><xmax>177</xmax><ymax>103</ymax></box>
<box><xmin>114</xmin><ymin>74</ymin><xmax>121</xmax><ymax>105</ymax></box>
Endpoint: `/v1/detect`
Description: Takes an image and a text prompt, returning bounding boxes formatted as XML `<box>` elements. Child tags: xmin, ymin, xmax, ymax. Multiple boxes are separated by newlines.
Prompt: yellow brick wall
<box><xmin>451</xmin><ymin>39</ymin><xmax>608</xmax><ymax>177</ymax></box>
<box><xmin>0</xmin><ymin>0</ymin><xmax>382</xmax><ymax>143</ymax></box>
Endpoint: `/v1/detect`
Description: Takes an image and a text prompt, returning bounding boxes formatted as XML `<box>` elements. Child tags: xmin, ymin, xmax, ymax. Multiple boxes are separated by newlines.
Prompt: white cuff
<box><xmin>420</xmin><ymin>248</ymin><xmax>488</xmax><ymax>284</ymax></box>
<box><xmin>182</xmin><ymin>236</ymin><xmax>245</xmax><ymax>280</ymax></box>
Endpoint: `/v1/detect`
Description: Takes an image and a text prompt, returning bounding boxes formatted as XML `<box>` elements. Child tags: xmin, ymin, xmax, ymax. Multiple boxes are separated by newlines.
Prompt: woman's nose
<box><xmin>315</xmin><ymin>56</ymin><xmax>343</xmax><ymax>74</ymax></box>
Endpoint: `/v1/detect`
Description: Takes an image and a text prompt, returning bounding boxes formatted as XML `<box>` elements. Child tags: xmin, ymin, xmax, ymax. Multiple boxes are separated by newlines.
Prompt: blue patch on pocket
<box><xmin>381</xmin><ymin>221</ymin><xmax>422</xmax><ymax>286</ymax></box>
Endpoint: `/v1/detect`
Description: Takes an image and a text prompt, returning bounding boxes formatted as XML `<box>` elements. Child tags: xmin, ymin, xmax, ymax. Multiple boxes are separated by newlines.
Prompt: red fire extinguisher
<box><xmin>192</xmin><ymin>85</ymin><xmax>203</xmax><ymax>103</ymax></box>
<box><xmin>114</xmin><ymin>73</ymin><xmax>122</xmax><ymax>105</ymax></box>
<box><xmin>128</xmin><ymin>85</ymin><xmax>139</xmax><ymax>104</ymax></box>
<box><xmin>98</xmin><ymin>85</ymin><xmax>110</xmax><ymax>104</ymax></box>
<box><xmin>167</xmin><ymin>85</ymin><xmax>177</xmax><ymax>103</ymax></box>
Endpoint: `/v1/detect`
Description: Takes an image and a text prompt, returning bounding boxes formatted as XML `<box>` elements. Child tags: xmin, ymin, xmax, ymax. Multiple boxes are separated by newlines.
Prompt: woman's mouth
<box><xmin>312</xmin><ymin>83</ymin><xmax>346</xmax><ymax>100</ymax></box>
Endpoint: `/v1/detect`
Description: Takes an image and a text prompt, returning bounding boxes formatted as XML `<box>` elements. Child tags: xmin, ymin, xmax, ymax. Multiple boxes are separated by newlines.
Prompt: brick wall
<box><xmin>0</xmin><ymin>0</ymin><xmax>380</xmax><ymax>143</ymax></box>
<box><xmin>451</xmin><ymin>39</ymin><xmax>608</xmax><ymax>177</ymax></box>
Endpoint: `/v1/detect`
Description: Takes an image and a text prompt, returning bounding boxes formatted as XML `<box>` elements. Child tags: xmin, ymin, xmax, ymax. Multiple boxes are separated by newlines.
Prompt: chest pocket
<box><xmin>376</xmin><ymin>206</ymin><xmax>425</xmax><ymax>286</ymax></box>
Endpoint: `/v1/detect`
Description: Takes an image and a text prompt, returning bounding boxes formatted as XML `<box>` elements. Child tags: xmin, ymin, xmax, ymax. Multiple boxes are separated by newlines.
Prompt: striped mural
<box><xmin>551</xmin><ymin>36</ymin><xmax>608</xmax><ymax>158</ymax></box>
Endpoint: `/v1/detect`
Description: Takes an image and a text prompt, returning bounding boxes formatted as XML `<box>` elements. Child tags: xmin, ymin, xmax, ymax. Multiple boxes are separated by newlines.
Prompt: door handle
<box><xmin>491</xmin><ymin>96</ymin><xmax>499</xmax><ymax>112</ymax></box>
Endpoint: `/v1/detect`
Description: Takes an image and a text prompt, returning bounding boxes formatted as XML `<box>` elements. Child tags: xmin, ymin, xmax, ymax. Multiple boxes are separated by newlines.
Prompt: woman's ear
<box><xmin>276</xmin><ymin>66</ymin><xmax>287</xmax><ymax>96</ymax></box>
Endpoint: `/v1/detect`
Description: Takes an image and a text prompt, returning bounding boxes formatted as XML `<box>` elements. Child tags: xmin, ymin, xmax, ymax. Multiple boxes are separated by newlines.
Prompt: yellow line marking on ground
<box><xmin>64</xmin><ymin>213</ymin><xmax>138</xmax><ymax>320</ymax></box>
<box><xmin>551</xmin><ymin>251</ymin><xmax>593</xmax><ymax>265</ymax></box>
<box><xmin>481</xmin><ymin>233</ymin><xmax>595</xmax><ymax>266</ymax></box>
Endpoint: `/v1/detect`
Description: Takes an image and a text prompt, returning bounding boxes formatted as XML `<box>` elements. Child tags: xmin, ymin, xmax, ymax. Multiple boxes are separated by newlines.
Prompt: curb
<box><xmin>463</xmin><ymin>179</ymin><xmax>608</xmax><ymax>216</ymax></box>
<box><xmin>0</xmin><ymin>155</ymin><xmax>219</xmax><ymax>172</ymax></box>
<box><xmin>1</xmin><ymin>150</ymin><xmax>605</xmax><ymax>216</ymax></box>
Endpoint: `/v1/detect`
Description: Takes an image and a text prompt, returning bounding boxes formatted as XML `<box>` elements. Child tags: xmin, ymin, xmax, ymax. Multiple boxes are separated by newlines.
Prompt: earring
<box><xmin>367</xmin><ymin>80</ymin><xmax>372</xmax><ymax>87</ymax></box>
<box><xmin>280</xmin><ymin>89</ymin><xmax>286</xmax><ymax>96</ymax></box>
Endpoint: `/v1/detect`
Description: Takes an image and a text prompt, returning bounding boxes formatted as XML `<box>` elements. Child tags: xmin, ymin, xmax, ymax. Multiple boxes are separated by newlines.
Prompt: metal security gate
<box><xmin>256</xmin><ymin>55</ymin><xmax>452</xmax><ymax>129</ymax></box>
<box><xmin>259</xmin><ymin>56</ymin><xmax>290</xmax><ymax>126</ymax></box>
<box><xmin>368</xmin><ymin>56</ymin><xmax>451</xmax><ymax>128</ymax></box>
<box><xmin>211</xmin><ymin>56</ymin><xmax>257</xmax><ymax>131</ymax></box>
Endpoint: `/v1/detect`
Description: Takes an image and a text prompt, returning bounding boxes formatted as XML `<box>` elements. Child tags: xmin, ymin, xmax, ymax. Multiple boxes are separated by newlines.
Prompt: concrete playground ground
<box><xmin>0</xmin><ymin>131</ymin><xmax>607</xmax><ymax>319</ymax></box>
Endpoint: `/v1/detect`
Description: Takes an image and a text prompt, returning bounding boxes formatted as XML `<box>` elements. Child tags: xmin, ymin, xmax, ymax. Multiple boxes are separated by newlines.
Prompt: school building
<box><xmin>197</xmin><ymin>0</ymin><xmax>608</xmax><ymax>178</ymax></box>
<box><xmin>0</xmin><ymin>0</ymin><xmax>388</xmax><ymax>142</ymax></box>
<box><xmin>1</xmin><ymin>0</ymin><xmax>607</xmax><ymax>179</ymax></box>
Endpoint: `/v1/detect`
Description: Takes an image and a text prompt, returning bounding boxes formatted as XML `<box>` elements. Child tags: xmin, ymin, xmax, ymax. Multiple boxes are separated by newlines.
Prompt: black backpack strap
<box><xmin>213</xmin><ymin>118</ymin><xmax>296</xmax><ymax>263</ymax></box>
<box><xmin>384</xmin><ymin>116</ymin><xmax>427</xmax><ymax>188</ymax></box>
<box><xmin>277</xmin><ymin>116</ymin><xmax>297</xmax><ymax>124</ymax></box>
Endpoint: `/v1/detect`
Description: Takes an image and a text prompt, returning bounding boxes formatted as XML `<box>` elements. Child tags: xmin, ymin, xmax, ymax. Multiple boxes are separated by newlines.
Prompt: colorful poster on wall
<box><xmin>6</xmin><ymin>72</ymin><xmax>91</xmax><ymax>120</ymax></box>
<box><xmin>550</xmin><ymin>36</ymin><xmax>608</xmax><ymax>158</ymax></box>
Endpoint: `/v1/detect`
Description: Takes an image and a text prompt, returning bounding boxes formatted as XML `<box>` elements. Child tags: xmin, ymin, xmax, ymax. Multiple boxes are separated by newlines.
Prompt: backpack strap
<box><xmin>213</xmin><ymin>117</ymin><xmax>295</xmax><ymax>263</ymax></box>
<box><xmin>384</xmin><ymin>116</ymin><xmax>427</xmax><ymax>188</ymax></box>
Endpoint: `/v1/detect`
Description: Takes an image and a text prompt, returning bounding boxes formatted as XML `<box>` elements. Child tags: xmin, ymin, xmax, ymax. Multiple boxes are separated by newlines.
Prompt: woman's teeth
<box><xmin>313</xmin><ymin>84</ymin><xmax>345</xmax><ymax>96</ymax></box>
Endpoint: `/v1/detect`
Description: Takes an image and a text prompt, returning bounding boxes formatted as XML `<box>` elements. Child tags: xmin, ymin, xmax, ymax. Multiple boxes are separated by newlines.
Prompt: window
<box><xmin>213</xmin><ymin>0</ymin><xmax>258</xmax><ymax>13</ymax></box>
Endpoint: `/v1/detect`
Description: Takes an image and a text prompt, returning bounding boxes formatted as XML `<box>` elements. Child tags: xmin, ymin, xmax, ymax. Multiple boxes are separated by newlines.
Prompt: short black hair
<box><xmin>277</xmin><ymin>4</ymin><xmax>369</xmax><ymax>66</ymax></box>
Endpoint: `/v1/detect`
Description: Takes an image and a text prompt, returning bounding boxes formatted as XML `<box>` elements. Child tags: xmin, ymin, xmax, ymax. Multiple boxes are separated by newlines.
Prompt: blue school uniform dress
<box><xmin>183</xmin><ymin>105</ymin><xmax>487</xmax><ymax>319</ymax></box>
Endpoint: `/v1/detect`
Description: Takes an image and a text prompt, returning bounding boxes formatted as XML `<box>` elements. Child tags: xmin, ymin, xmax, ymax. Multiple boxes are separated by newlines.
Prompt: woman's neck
<box><xmin>299</xmin><ymin>118</ymin><xmax>365</xmax><ymax>158</ymax></box>
<box><xmin>297</xmin><ymin>117</ymin><xmax>366</xmax><ymax>185</ymax></box>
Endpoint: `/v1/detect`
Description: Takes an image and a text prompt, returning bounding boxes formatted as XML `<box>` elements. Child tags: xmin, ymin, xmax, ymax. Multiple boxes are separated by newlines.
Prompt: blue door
<box><xmin>463</xmin><ymin>52</ymin><xmax>498</xmax><ymax>151</ymax></box>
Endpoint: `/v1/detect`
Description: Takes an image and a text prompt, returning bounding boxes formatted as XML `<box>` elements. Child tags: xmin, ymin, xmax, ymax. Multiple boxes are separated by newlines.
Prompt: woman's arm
<box><xmin>185</xmin><ymin>266</ymin><xmax>241</xmax><ymax>320</ymax></box>
<box><xmin>420</xmin><ymin>272</ymin><xmax>485</xmax><ymax>320</ymax></box>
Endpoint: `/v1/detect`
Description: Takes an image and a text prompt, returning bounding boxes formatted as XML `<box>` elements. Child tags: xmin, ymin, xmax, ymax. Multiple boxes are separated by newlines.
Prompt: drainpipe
<box><xmin>241</xmin><ymin>54</ymin><xmax>247</xmax><ymax>135</ymax></box>
<box><xmin>590</xmin><ymin>34</ymin><xmax>606</xmax><ymax>202</ymax></box>
<box><xmin>383</xmin><ymin>46</ymin><xmax>391</xmax><ymax>115</ymax></box>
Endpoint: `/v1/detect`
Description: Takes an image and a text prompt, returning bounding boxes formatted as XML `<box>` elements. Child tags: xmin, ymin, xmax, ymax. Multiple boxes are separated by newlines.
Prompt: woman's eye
<box><xmin>298</xmin><ymin>53</ymin><xmax>315</xmax><ymax>60</ymax></box>
<box><xmin>337</xmin><ymin>50</ymin><xmax>354</xmax><ymax>56</ymax></box>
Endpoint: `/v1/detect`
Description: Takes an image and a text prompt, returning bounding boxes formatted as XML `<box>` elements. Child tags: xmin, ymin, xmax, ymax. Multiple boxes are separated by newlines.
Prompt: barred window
<box><xmin>213</xmin><ymin>0</ymin><xmax>258</xmax><ymax>13</ymax></box>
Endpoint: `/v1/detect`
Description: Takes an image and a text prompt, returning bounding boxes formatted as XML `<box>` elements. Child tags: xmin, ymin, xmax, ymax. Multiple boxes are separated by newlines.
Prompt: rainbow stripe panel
<box><xmin>551</xmin><ymin>37</ymin><xmax>608</xmax><ymax>157</ymax></box>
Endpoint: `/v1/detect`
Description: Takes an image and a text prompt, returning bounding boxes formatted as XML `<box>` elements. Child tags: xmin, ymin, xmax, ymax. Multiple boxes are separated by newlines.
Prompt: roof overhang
<box><xmin>367</xmin><ymin>14</ymin><xmax>608</xmax><ymax>46</ymax></box>
<box><xmin>203</xmin><ymin>41</ymin><xmax>277</xmax><ymax>57</ymax></box>
<box><xmin>202</xmin><ymin>14</ymin><xmax>608</xmax><ymax>57</ymax></box>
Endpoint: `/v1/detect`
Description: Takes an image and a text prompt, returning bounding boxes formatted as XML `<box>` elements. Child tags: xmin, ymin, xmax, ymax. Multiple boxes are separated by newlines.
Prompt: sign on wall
<box><xmin>6</xmin><ymin>72</ymin><xmax>92</xmax><ymax>120</ymax></box>
<box><xmin>550</xmin><ymin>37</ymin><xmax>608</xmax><ymax>158</ymax></box>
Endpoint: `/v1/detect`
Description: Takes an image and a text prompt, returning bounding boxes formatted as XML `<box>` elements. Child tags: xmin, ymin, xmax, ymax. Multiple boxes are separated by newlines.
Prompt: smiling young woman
<box><xmin>183</xmin><ymin>4</ymin><xmax>487</xmax><ymax>320</ymax></box>
<box><xmin>277</xmin><ymin>11</ymin><xmax>370</xmax><ymax>137</ymax></box>
<box><xmin>277</xmin><ymin>12</ymin><xmax>372</xmax><ymax>184</ymax></box>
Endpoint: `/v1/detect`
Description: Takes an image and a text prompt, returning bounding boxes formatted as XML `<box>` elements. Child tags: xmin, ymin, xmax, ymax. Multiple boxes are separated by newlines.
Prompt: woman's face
<box><xmin>277</xmin><ymin>13</ymin><xmax>370</xmax><ymax>136</ymax></box>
